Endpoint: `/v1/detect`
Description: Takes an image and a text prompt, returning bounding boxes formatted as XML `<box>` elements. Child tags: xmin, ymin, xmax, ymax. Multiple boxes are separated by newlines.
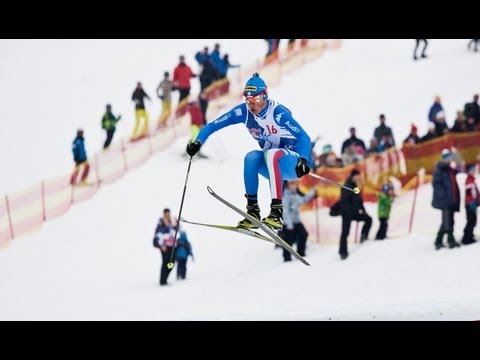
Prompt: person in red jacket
<box><xmin>186</xmin><ymin>94</ymin><xmax>207</xmax><ymax>159</ymax></box>
<box><xmin>462</xmin><ymin>164</ymin><xmax>479</xmax><ymax>245</ymax></box>
<box><xmin>173</xmin><ymin>55</ymin><xmax>196</xmax><ymax>103</ymax></box>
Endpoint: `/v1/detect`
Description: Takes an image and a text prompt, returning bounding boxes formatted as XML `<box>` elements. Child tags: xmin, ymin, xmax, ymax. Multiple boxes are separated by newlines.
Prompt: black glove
<box><xmin>186</xmin><ymin>141</ymin><xmax>202</xmax><ymax>157</ymax></box>
<box><xmin>295</xmin><ymin>157</ymin><xmax>310</xmax><ymax>178</ymax></box>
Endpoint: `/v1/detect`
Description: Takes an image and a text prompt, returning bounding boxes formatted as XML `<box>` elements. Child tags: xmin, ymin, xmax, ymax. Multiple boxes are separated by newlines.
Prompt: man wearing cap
<box><xmin>431</xmin><ymin>150</ymin><xmax>461</xmax><ymax>250</ymax></box>
<box><xmin>186</xmin><ymin>73</ymin><xmax>312</xmax><ymax>230</ymax></box>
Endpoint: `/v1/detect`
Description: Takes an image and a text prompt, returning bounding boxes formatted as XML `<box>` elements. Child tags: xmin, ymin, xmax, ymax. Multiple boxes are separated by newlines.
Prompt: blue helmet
<box><xmin>243</xmin><ymin>73</ymin><xmax>268</xmax><ymax>98</ymax></box>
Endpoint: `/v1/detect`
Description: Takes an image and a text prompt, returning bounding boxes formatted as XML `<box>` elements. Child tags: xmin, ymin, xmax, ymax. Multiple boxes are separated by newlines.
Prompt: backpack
<box><xmin>329</xmin><ymin>200</ymin><xmax>341</xmax><ymax>217</ymax></box>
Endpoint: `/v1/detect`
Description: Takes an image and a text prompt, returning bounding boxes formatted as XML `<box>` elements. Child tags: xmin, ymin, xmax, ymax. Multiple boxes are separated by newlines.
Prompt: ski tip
<box><xmin>206</xmin><ymin>186</ymin><xmax>214</xmax><ymax>194</ymax></box>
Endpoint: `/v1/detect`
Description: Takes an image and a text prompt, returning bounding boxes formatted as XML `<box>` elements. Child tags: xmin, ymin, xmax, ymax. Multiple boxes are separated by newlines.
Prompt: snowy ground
<box><xmin>0</xmin><ymin>39</ymin><xmax>479</xmax><ymax>320</ymax></box>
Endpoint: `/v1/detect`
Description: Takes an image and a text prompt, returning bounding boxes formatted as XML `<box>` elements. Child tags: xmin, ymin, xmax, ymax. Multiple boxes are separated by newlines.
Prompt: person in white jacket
<box><xmin>281</xmin><ymin>180</ymin><xmax>317</xmax><ymax>262</ymax></box>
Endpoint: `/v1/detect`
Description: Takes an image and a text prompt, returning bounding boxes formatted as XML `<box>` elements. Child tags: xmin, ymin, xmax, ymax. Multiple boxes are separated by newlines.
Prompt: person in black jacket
<box><xmin>341</xmin><ymin>127</ymin><xmax>367</xmax><ymax>155</ymax></box>
<box><xmin>464</xmin><ymin>94</ymin><xmax>480</xmax><ymax>125</ymax></box>
<box><xmin>403</xmin><ymin>124</ymin><xmax>421</xmax><ymax>145</ymax></box>
<box><xmin>131</xmin><ymin>82</ymin><xmax>151</xmax><ymax>141</ymax></box>
<box><xmin>338</xmin><ymin>169</ymin><xmax>372</xmax><ymax>260</ymax></box>
<box><xmin>431</xmin><ymin>150</ymin><xmax>461</xmax><ymax>250</ymax></box>
<box><xmin>413</xmin><ymin>39</ymin><xmax>428</xmax><ymax>60</ymax></box>
<box><xmin>373</xmin><ymin>114</ymin><xmax>395</xmax><ymax>145</ymax></box>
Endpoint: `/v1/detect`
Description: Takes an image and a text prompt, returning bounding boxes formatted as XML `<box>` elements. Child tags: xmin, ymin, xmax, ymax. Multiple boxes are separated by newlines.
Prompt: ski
<box><xmin>206</xmin><ymin>186</ymin><xmax>311</xmax><ymax>266</ymax></box>
<box><xmin>179</xmin><ymin>217</ymin><xmax>275</xmax><ymax>243</ymax></box>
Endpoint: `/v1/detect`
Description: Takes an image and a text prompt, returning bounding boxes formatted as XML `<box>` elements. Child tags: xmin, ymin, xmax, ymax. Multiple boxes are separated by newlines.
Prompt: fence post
<box><xmin>4</xmin><ymin>195</ymin><xmax>14</xmax><ymax>239</ymax></box>
<box><xmin>408</xmin><ymin>174</ymin><xmax>420</xmax><ymax>234</ymax></box>
<box><xmin>94</xmin><ymin>154</ymin><xmax>101</xmax><ymax>188</ymax></box>
<box><xmin>41</xmin><ymin>180</ymin><xmax>47</xmax><ymax>221</ymax></box>
<box><xmin>121</xmin><ymin>138</ymin><xmax>129</xmax><ymax>172</ymax></box>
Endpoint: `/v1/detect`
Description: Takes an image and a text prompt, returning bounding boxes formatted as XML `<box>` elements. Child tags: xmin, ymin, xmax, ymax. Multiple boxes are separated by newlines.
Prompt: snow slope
<box><xmin>0</xmin><ymin>39</ymin><xmax>479</xmax><ymax>320</ymax></box>
<box><xmin>0</xmin><ymin>39</ymin><xmax>265</xmax><ymax>194</ymax></box>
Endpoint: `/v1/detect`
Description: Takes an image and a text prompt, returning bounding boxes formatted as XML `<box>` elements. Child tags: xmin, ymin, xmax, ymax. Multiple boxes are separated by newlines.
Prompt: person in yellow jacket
<box><xmin>131</xmin><ymin>82</ymin><xmax>151</xmax><ymax>141</ymax></box>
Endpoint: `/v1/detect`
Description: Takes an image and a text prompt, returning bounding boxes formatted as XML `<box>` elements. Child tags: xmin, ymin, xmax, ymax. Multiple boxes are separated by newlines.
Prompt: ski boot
<box><xmin>237</xmin><ymin>203</ymin><xmax>261</xmax><ymax>229</ymax></box>
<box><xmin>262</xmin><ymin>200</ymin><xmax>283</xmax><ymax>230</ymax></box>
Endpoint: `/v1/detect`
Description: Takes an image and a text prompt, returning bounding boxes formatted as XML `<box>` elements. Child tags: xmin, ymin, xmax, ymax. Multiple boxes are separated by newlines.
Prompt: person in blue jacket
<box><xmin>176</xmin><ymin>230</ymin><xmax>193</xmax><ymax>280</ymax></box>
<box><xmin>210</xmin><ymin>43</ymin><xmax>225</xmax><ymax>80</ymax></box>
<box><xmin>186</xmin><ymin>73</ymin><xmax>312</xmax><ymax>230</ymax></box>
<box><xmin>70</xmin><ymin>129</ymin><xmax>90</xmax><ymax>185</ymax></box>
<box><xmin>431</xmin><ymin>150</ymin><xmax>461</xmax><ymax>250</ymax></box>
<box><xmin>428</xmin><ymin>96</ymin><xmax>445</xmax><ymax>123</ymax></box>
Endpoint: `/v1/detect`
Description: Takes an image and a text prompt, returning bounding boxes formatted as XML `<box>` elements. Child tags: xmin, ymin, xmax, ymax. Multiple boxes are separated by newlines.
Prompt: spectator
<box><xmin>466</xmin><ymin>116</ymin><xmax>477</xmax><ymax>132</ymax></box>
<box><xmin>210</xmin><ymin>43</ymin><xmax>224</xmax><ymax>80</ymax></box>
<box><xmin>173</xmin><ymin>55</ymin><xmax>196</xmax><ymax>103</ymax></box>
<box><xmin>195</xmin><ymin>47</ymin><xmax>218</xmax><ymax>91</ymax></box>
<box><xmin>264</xmin><ymin>39</ymin><xmax>274</xmax><ymax>57</ymax></box>
<box><xmin>433</xmin><ymin>111</ymin><xmax>449</xmax><ymax>136</ymax></box>
<box><xmin>156</xmin><ymin>71</ymin><xmax>174</xmax><ymax>129</ymax></box>
<box><xmin>450</xmin><ymin>111</ymin><xmax>467</xmax><ymax>133</ymax></box>
<box><xmin>431</xmin><ymin>150</ymin><xmax>461</xmax><ymax>250</ymax></box>
<box><xmin>316</xmin><ymin>144</ymin><xmax>342</xmax><ymax>168</ymax></box>
<box><xmin>131</xmin><ymin>82</ymin><xmax>151</xmax><ymax>141</ymax></box>
<box><xmin>186</xmin><ymin>95</ymin><xmax>208</xmax><ymax>159</ymax></box>
<box><xmin>413</xmin><ymin>39</ymin><xmax>428</xmax><ymax>60</ymax></box>
<box><xmin>153</xmin><ymin>208</ymin><xmax>178</xmax><ymax>286</ymax></box>
<box><xmin>468</xmin><ymin>39</ymin><xmax>479</xmax><ymax>52</ymax></box>
<box><xmin>287</xmin><ymin>39</ymin><xmax>296</xmax><ymax>51</ymax></box>
<box><xmin>420</xmin><ymin>122</ymin><xmax>439</xmax><ymax>143</ymax></box>
<box><xmin>366</xmin><ymin>137</ymin><xmax>380</xmax><ymax>156</ymax></box>
<box><xmin>342</xmin><ymin>142</ymin><xmax>363</xmax><ymax>166</ymax></box>
<box><xmin>403</xmin><ymin>124</ymin><xmax>421</xmax><ymax>145</ymax></box>
<box><xmin>176</xmin><ymin>230</ymin><xmax>193</xmax><ymax>280</ymax></box>
<box><xmin>462</xmin><ymin>164</ymin><xmax>479</xmax><ymax>245</ymax></box>
<box><xmin>378</xmin><ymin>134</ymin><xmax>395</xmax><ymax>152</ymax></box>
<box><xmin>101</xmin><ymin>104</ymin><xmax>121</xmax><ymax>149</ymax></box>
<box><xmin>341</xmin><ymin>127</ymin><xmax>367</xmax><ymax>154</ymax></box>
<box><xmin>281</xmin><ymin>180</ymin><xmax>317</xmax><ymax>262</ymax></box>
<box><xmin>339</xmin><ymin>169</ymin><xmax>372</xmax><ymax>260</ymax></box>
<box><xmin>198</xmin><ymin>91</ymin><xmax>209</xmax><ymax>125</ymax></box>
<box><xmin>464</xmin><ymin>94</ymin><xmax>480</xmax><ymax>125</ymax></box>
<box><xmin>373</xmin><ymin>114</ymin><xmax>395</xmax><ymax>145</ymax></box>
<box><xmin>375</xmin><ymin>183</ymin><xmax>395</xmax><ymax>240</ymax></box>
<box><xmin>70</xmin><ymin>129</ymin><xmax>90</xmax><ymax>185</ymax></box>
<box><xmin>428</xmin><ymin>95</ymin><xmax>444</xmax><ymax>123</ymax></box>
<box><xmin>221</xmin><ymin>54</ymin><xmax>240</xmax><ymax>79</ymax></box>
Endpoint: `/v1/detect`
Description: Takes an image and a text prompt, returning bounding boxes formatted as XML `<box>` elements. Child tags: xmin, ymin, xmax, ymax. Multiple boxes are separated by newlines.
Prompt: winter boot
<box><xmin>237</xmin><ymin>198</ymin><xmax>261</xmax><ymax>229</ymax></box>
<box><xmin>262</xmin><ymin>200</ymin><xmax>283</xmax><ymax>230</ymax></box>
<box><xmin>461</xmin><ymin>236</ymin><xmax>477</xmax><ymax>245</ymax></box>
<box><xmin>447</xmin><ymin>232</ymin><xmax>460</xmax><ymax>248</ymax></box>
<box><xmin>435</xmin><ymin>231</ymin><xmax>445</xmax><ymax>250</ymax></box>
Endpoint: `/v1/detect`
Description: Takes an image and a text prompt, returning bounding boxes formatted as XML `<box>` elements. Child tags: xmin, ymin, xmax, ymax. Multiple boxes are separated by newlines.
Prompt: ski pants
<box><xmin>244</xmin><ymin>148</ymin><xmax>300</xmax><ymax>200</ymax></box>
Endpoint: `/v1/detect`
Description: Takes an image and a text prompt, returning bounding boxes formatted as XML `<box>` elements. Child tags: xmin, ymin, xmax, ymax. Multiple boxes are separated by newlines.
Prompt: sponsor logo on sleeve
<box><xmin>285</xmin><ymin>120</ymin><xmax>300</xmax><ymax>133</ymax></box>
<box><xmin>214</xmin><ymin>113</ymin><xmax>231</xmax><ymax>124</ymax></box>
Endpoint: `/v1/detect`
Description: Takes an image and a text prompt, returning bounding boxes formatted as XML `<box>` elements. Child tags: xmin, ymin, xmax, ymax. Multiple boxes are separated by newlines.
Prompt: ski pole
<box><xmin>167</xmin><ymin>156</ymin><xmax>193</xmax><ymax>269</ymax></box>
<box><xmin>308</xmin><ymin>172</ymin><xmax>360</xmax><ymax>194</ymax></box>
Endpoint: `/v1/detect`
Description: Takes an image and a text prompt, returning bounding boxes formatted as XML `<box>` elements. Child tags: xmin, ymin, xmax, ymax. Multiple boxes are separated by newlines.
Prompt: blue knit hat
<box><xmin>442</xmin><ymin>151</ymin><xmax>452</xmax><ymax>160</ymax></box>
<box><xmin>243</xmin><ymin>73</ymin><xmax>268</xmax><ymax>97</ymax></box>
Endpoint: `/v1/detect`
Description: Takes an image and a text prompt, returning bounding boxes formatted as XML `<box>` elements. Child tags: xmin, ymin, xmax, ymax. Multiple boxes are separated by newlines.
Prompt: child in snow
<box><xmin>462</xmin><ymin>164</ymin><xmax>479</xmax><ymax>245</ymax></box>
<box><xmin>375</xmin><ymin>183</ymin><xmax>395</xmax><ymax>240</ymax></box>
<box><xmin>176</xmin><ymin>230</ymin><xmax>194</xmax><ymax>280</ymax></box>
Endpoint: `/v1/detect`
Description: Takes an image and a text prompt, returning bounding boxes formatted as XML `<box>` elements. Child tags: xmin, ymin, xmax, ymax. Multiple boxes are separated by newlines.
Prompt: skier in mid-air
<box><xmin>186</xmin><ymin>73</ymin><xmax>312</xmax><ymax>230</ymax></box>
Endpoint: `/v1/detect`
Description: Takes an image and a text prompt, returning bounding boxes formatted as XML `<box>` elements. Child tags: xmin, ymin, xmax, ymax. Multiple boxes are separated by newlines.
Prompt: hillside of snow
<box><xmin>0</xmin><ymin>39</ymin><xmax>479</xmax><ymax>320</ymax></box>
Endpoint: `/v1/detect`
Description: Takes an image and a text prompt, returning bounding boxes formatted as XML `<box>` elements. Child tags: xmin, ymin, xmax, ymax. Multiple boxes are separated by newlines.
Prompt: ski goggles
<box><xmin>244</xmin><ymin>91</ymin><xmax>267</xmax><ymax>104</ymax></box>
